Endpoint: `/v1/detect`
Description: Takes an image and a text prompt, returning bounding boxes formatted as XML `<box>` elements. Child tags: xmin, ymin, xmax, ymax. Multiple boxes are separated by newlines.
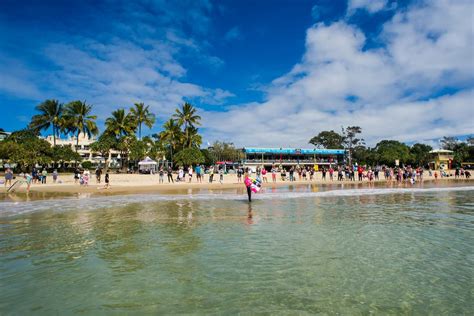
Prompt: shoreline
<box><xmin>2</xmin><ymin>173</ymin><xmax>473</xmax><ymax>202</ymax></box>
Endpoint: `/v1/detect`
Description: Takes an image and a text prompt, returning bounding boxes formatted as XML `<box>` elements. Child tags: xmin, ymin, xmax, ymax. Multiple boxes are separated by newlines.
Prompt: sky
<box><xmin>0</xmin><ymin>0</ymin><xmax>473</xmax><ymax>148</ymax></box>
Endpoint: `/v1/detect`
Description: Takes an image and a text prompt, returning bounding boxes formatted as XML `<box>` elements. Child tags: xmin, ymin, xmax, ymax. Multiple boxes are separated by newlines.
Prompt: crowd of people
<box><xmin>2</xmin><ymin>162</ymin><xmax>471</xmax><ymax>193</ymax></box>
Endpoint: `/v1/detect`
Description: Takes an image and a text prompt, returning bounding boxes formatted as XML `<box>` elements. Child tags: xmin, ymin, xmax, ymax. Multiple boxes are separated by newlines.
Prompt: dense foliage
<box><xmin>309</xmin><ymin>128</ymin><xmax>472</xmax><ymax>167</ymax></box>
<box><xmin>173</xmin><ymin>147</ymin><xmax>205</xmax><ymax>167</ymax></box>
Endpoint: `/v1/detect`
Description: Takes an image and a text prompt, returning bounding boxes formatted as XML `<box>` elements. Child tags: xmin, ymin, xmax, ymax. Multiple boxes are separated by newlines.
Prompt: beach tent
<box><xmin>138</xmin><ymin>156</ymin><xmax>158</xmax><ymax>173</ymax></box>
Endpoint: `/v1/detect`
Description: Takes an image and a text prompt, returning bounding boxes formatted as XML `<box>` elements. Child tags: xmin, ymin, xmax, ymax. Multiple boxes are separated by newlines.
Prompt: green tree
<box><xmin>173</xmin><ymin>147</ymin><xmax>205</xmax><ymax>167</ymax></box>
<box><xmin>352</xmin><ymin>145</ymin><xmax>375</xmax><ymax>166</ymax></box>
<box><xmin>452</xmin><ymin>143</ymin><xmax>469</xmax><ymax>166</ymax></box>
<box><xmin>142</xmin><ymin>135</ymin><xmax>165</xmax><ymax>161</ymax></box>
<box><xmin>440</xmin><ymin>136</ymin><xmax>458</xmax><ymax>150</ymax></box>
<box><xmin>29</xmin><ymin>99</ymin><xmax>63</xmax><ymax>146</ymax></box>
<box><xmin>130</xmin><ymin>102</ymin><xmax>156</xmax><ymax>140</ymax></box>
<box><xmin>372</xmin><ymin>140</ymin><xmax>412</xmax><ymax>166</ymax></box>
<box><xmin>410</xmin><ymin>143</ymin><xmax>433</xmax><ymax>166</ymax></box>
<box><xmin>342</xmin><ymin>126</ymin><xmax>364</xmax><ymax>165</ymax></box>
<box><xmin>172</xmin><ymin>102</ymin><xmax>201</xmax><ymax>148</ymax></box>
<box><xmin>200</xmin><ymin>148</ymin><xmax>216</xmax><ymax>166</ymax></box>
<box><xmin>51</xmin><ymin>145</ymin><xmax>82</xmax><ymax>170</ymax></box>
<box><xmin>2</xmin><ymin>130</ymin><xmax>53</xmax><ymax>171</ymax></box>
<box><xmin>90</xmin><ymin>134</ymin><xmax>117</xmax><ymax>168</ymax></box>
<box><xmin>105</xmin><ymin>109</ymin><xmax>136</xmax><ymax>138</ymax></box>
<box><xmin>129</xmin><ymin>138</ymin><xmax>148</xmax><ymax>162</ymax></box>
<box><xmin>209</xmin><ymin>141</ymin><xmax>242</xmax><ymax>162</ymax></box>
<box><xmin>116</xmin><ymin>135</ymin><xmax>136</xmax><ymax>170</ymax></box>
<box><xmin>160</xmin><ymin>119</ymin><xmax>183</xmax><ymax>161</ymax></box>
<box><xmin>64</xmin><ymin>100</ymin><xmax>99</xmax><ymax>151</ymax></box>
<box><xmin>185</xmin><ymin>126</ymin><xmax>202</xmax><ymax>148</ymax></box>
<box><xmin>309</xmin><ymin>130</ymin><xmax>344</xmax><ymax>149</ymax></box>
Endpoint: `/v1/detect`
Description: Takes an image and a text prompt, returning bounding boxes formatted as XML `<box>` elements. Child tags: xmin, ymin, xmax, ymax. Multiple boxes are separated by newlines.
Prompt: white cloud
<box><xmin>347</xmin><ymin>0</ymin><xmax>388</xmax><ymax>14</ymax></box>
<box><xmin>202</xmin><ymin>0</ymin><xmax>474</xmax><ymax>147</ymax></box>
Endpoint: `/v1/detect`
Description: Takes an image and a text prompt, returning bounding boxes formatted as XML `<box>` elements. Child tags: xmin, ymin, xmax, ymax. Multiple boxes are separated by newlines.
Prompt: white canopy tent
<box><xmin>138</xmin><ymin>156</ymin><xmax>158</xmax><ymax>174</ymax></box>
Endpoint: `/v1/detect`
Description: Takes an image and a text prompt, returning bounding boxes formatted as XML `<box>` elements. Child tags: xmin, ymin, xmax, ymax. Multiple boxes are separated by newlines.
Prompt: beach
<box><xmin>4</xmin><ymin>170</ymin><xmax>471</xmax><ymax>196</ymax></box>
<box><xmin>1</xmin><ymin>181</ymin><xmax>473</xmax><ymax>314</ymax></box>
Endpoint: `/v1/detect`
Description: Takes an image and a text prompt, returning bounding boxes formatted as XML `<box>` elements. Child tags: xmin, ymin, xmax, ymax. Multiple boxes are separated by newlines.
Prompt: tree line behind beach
<box><xmin>0</xmin><ymin>99</ymin><xmax>473</xmax><ymax>172</ymax></box>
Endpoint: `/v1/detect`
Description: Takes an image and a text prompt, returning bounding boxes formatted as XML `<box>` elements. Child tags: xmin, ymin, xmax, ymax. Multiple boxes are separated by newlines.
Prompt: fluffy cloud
<box><xmin>0</xmin><ymin>0</ymin><xmax>232</xmax><ymax>128</ymax></box>
<box><xmin>202</xmin><ymin>0</ymin><xmax>474</xmax><ymax>148</ymax></box>
<box><xmin>347</xmin><ymin>0</ymin><xmax>388</xmax><ymax>14</ymax></box>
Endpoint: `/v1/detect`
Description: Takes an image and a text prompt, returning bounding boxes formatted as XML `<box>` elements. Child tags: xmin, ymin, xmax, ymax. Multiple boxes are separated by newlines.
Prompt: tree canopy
<box><xmin>309</xmin><ymin>130</ymin><xmax>344</xmax><ymax>149</ymax></box>
<box><xmin>173</xmin><ymin>147</ymin><xmax>205</xmax><ymax>167</ymax></box>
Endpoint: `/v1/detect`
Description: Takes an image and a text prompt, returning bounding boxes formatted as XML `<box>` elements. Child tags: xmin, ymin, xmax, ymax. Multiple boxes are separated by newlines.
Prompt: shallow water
<box><xmin>0</xmin><ymin>184</ymin><xmax>473</xmax><ymax>314</ymax></box>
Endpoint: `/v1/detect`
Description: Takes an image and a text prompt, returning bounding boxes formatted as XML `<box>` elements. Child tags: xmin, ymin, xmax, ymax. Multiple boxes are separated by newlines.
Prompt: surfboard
<box><xmin>7</xmin><ymin>180</ymin><xmax>24</xmax><ymax>193</ymax></box>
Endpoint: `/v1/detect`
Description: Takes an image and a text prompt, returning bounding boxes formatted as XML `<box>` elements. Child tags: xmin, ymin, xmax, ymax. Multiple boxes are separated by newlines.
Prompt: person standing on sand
<box><xmin>83</xmin><ymin>170</ymin><xmax>90</xmax><ymax>186</ymax></box>
<box><xmin>188</xmin><ymin>165</ymin><xmax>193</xmax><ymax>183</ymax></box>
<box><xmin>52</xmin><ymin>169</ymin><xmax>58</xmax><ymax>183</ymax></box>
<box><xmin>322</xmin><ymin>168</ymin><xmax>326</xmax><ymax>180</ymax></box>
<box><xmin>95</xmin><ymin>167</ymin><xmax>102</xmax><ymax>184</ymax></box>
<box><xmin>271</xmin><ymin>166</ymin><xmax>277</xmax><ymax>183</ymax></box>
<box><xmin>196</xmin><ymin>165</ymin><xmax>202</xmax><ymax>183</ymax></box>
<box><xmin>167</xmin><ymin>166</ymin><xmax>174</xmax><ymax>183</ymax></box>
<box><xmin>237</xmin><ymin>166</ymin><xmax>243</xmax><ymax>183</ymax></box>
<box><xmin>261</xmin><ymin>167</ymin><xmax>268</xmax><ymax>183</ymax></box>
<box><xmin>329</xmin><ymin>167</ymin><xmax>334</xmax><ymax>181</ymax></box>
<box><xmin>104</xmin><ymin>170</ymin><xmax>110</xmax><ymax>189</ymax></box>
<box><xmin>41</xmin><ymin>169</ymin><xmax>47</xmax><ymax>184</ymax></box>
<box><xmin>289</xmin><ymin>167</ymin><xmax>294</xmax><ymax>182</ymax></box>
<box><xmin>4</xmin><ymin>168</ymin><xmax>13</xmax><ymax>188</ymax></box>
<box><xmin>74</xmin><ymin>168</ymin><xmax>80</xmax><ymax>184</ymax></box>
<box><xmin>219</xmin><ymin>167</ymin><xmax>224</xmax><ymax>184</ymax></box>
<box><xmin>159</xmin><ymin>167</ymin><xmax>164</xmax><ymax>183</ymax></box>
<box><xmin>209</xmin><ymin>166</ymin><xmax>214</xmax><ymax>183</ymax></box>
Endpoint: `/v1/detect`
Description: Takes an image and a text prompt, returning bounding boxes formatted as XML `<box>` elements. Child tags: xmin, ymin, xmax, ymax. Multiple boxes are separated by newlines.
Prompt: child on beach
<box><xmin>219</xmin><ymin>168</ymin><xmax>224</xmax><ymax>184</ymax></box>
<box><xmin>271</xmin><ymin>166</ymin><xmax>277</xmax><ymax>183</ymax></box>
<box><xmin>209</xmin><ymin>166</ymin><xmax>214</xmax><ymax>183</ymax></box>
<box><xmin>188</xmin><ymin>165</ymin><xmax>193</xmax><ymax>183</ymax></box>
<box><xmin>261</xmin><ymin>167</ymin><xmax>268</xmax><ymax>183</ymax></box>
<box><xmin>104</xmin><ymin>171</ymin><xmax>110</xmax><ymax>189</ymax></box>
<box><xmin>159</xmin><ymin>167</ymin><xmax>164</xmax><ymax>183</ymax></box>
<box><xmin>53</xmin><ymin>169</ymin><xmax>58</xmax><ymax>183</ymax></box>
<box><xmin>237</xmin><ymin>167</ymin><xmax>243</xmax><ymax>182</ymax></box>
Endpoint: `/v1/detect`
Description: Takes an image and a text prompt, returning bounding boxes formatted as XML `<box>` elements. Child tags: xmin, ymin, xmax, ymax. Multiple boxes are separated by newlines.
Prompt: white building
<box><xmin>45</xmin><ymin>134</ymin><xmax>121</xmax><ymax>167</ymax></box>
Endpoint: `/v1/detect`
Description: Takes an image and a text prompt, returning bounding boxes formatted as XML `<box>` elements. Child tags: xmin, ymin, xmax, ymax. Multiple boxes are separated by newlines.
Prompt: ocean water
<box><xmin>0</xmin><ymin>183</ymin><xmax>473</xmax><ymax>314</ymax></box>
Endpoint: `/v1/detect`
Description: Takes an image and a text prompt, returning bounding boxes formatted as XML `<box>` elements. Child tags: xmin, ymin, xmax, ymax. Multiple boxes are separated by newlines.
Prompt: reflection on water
<box><xmin>0</xmin><ymin>187</ymin><xmax>473</xmax><ymax>314</ymax></box>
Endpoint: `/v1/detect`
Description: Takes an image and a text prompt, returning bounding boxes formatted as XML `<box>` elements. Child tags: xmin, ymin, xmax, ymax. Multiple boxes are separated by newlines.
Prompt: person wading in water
<box><xmin>244</xmin><ymin>168</ymin><xmax>252</xmax><ymax>202</ymax></box>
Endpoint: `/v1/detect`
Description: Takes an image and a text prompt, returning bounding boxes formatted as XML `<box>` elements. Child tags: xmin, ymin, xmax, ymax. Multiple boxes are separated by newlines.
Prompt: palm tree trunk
<box><xmin>139</xmin><ymin>123</ymin><xmax>142</xmax><ymax>140</ymax></box>
<box><xmin>53</xmin><ymin>125</ymin><xmax>56</xmax><ymax>146</ymax></box>
<box><xmin>76</xmin><ymin>131</ymin><xmax>80</xmax><ymax>167</ymax></box>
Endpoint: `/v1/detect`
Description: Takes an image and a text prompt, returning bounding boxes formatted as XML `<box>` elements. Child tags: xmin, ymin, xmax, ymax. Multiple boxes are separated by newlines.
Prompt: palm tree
<box><xmin>185</xmin><ymin>126</ymin><xmax>202</xmax><ymax>148</ymax></box>
<box><xmin>105</xmin><ymin>109</ymin><xmax>136</xmax><ymax>138</ymax></box>
<box><xmin>29</xmin><ymin>99</ymin><xmax>63</xmax><ymax>146</ymax></box>
<box><xmin>64</xmin><ymin>100</ymin><xmax>99</xmax><ymax>151</ymax></box>
<box><xmin>159</xmin><ymin>119</ymin><xmax>182</xmax><ymax>161</ymax></box>
<box><xmin>172</xmin><ymin>102</ymin><xmax>201</xmax><ymax>148</ymax></box>
<box><xmin>130</xmin><ymin>102</ymin><xmax>156</xmax><ymax>140</ymax></box>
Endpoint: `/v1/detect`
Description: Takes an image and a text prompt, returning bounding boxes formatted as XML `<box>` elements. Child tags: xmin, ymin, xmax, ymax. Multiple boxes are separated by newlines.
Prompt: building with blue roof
<box><xmin>242</xmin><ymin>147</ymin><xmax>346</xmax><ymax>168</ymax></box>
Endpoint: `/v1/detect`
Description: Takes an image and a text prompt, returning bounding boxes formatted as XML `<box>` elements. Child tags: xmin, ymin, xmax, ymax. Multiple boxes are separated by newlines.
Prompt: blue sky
<box><xmin>0</xmin><ymin>0</ymin><xmax>473</xmax><ymax>148</ymax></box>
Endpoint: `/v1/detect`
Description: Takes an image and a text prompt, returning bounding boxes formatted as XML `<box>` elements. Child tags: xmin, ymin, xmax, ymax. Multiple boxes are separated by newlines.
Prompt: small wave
<box><xmin>0</xmin><ymin>186</ymin><xmax>473</xmax><ymax>217</ymax></box>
